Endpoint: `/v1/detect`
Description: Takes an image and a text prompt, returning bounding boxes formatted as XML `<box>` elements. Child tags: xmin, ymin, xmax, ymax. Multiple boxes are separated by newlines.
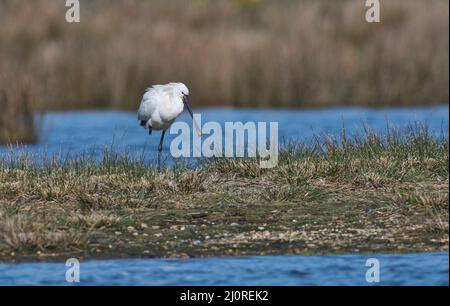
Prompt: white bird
<box><xmin>138</xmin><ymin>82</ymin><xmax>201</xmax><ymax>168</ymax></box>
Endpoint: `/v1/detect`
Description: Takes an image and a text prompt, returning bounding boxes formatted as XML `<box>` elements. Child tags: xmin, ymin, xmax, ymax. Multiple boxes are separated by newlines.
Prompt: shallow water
<box><xmin>0</xmin><ymin>252</ymin><xmax>448</xmax><ymax>286</ymax></box>
<box><xmin>0</xmin><ymin>106</ymin><xmax>448</xmax><ymax>161</ymax></box>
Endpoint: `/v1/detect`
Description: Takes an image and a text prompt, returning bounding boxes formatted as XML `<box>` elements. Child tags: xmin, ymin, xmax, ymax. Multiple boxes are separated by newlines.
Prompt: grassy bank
<box><xmin>0</xmin><ymin>0</ymin><xmax>448</xmax><ymax>110</ymax></box>
<box><xmin>0</xmin><ymin>127</ymin><xmax>448</xmax><ymax>262</ymax></box>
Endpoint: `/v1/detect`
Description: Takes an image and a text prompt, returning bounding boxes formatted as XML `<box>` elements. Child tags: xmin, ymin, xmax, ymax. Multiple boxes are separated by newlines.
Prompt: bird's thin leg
<box><xmin>157</xmin><ymin>130</ymin><xmax>166</xmax><ymax>171</ymax></box>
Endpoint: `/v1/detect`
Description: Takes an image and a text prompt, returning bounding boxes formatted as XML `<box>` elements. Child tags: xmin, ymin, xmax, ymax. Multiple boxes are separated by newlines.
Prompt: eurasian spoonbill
<box><xmin>138</xmin><ymin>82</ymin><xmax>201</xmax><ymax>169</ymax></box>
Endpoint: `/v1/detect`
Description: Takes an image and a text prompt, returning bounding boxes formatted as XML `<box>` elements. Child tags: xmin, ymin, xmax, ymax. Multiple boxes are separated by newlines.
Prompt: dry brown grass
<box><xmin>0</xmin><ymin>0</ymin><xmax>448</xmax><ymax>111</ymax></box>
<box><xmin>0</xmin><ymin>71</ymin><xmax>40</xmax><ymax>144</ymax></box>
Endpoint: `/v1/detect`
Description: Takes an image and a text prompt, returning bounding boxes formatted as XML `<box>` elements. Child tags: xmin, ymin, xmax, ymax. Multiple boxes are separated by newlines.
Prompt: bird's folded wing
<box><xmin>137</xmin><ymin>87</ymin><xmax>159</xmax><ymax>121</ymax></box>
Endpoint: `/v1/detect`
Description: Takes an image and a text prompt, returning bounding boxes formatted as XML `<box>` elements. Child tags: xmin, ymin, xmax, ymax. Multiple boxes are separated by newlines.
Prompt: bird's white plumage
<box><xmin>138</xmin><ymin>82</ymin><xmax>189</xmax><ymax>131</ymax></box>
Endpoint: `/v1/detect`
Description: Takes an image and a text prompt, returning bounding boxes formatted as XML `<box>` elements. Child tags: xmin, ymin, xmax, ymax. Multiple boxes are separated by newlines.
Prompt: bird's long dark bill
<box><xmin>184</xmin><ymin>95</ymin><xmax>202</xmax><ymax>136</ymax></box>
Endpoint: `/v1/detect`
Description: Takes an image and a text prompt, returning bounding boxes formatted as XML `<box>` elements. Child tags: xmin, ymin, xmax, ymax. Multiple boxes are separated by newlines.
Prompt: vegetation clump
<box><xmin>0</xmin><ymin>73</ymin><xmax>40</xmax><ymax>144</ymax></box>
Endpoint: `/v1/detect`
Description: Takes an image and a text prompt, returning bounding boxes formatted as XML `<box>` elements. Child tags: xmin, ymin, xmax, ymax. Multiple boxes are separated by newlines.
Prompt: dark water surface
<box><xmin>0</xmin><ymin>252</ymin><xmax>448</xmax><ymax>286</ymax></box>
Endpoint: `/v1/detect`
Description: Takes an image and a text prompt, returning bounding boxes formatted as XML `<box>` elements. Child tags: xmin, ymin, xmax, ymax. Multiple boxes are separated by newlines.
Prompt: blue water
<box><xmin>0</xmin><ymin>106</ymin><xmax>448</xmax><ymax>160</ymax></box>
<box><xmin>0</xmin><ymin>253</ymin><xmax>448</xmax><ymax>286</ymax></box>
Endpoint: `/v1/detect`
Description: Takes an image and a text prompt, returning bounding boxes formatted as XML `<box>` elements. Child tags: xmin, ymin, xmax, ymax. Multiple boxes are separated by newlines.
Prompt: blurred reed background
<box><xmin>0</xmin><ymin>0</ymin><xmax>449</xmax><ymax>143</ymax></box>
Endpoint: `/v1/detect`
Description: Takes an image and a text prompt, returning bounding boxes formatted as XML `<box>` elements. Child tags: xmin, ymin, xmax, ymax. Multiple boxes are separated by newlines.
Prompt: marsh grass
<box><xmin>0</xmin><ymin>73</ymin><xmax>41</xmax><ymax>144</ymax></box>
<box><xmin>0</xmin><ymin>0</ymin><xmax>448</xmax><ymax>110</ymax></box>
<box><xmin>0</xmin><ymin>126</ymin><xmax>448</xmax><ymax>261</ymax></box>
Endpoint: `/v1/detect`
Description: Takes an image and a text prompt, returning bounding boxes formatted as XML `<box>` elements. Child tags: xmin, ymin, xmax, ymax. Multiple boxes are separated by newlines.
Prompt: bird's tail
<box><xmin>140</xmin><ymin>120</ymin><xmax>152</xmax><ymax>135</ymax></box>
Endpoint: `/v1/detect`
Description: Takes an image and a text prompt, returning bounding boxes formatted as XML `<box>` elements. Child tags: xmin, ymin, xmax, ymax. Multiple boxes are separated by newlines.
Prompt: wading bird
<box><xmin>138</xmin><ymin>82</ymin><xmax>201</xmax><ymax>169</ymax></box>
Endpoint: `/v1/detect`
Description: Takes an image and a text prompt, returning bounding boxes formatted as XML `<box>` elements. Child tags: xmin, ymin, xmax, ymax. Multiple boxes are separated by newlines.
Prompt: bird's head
<box><xmin>170</xmin><ymin>82</ymin><xmax>192</xmax><ymax>112</ymax></box>
<box><xmin>170</xmin><ymin>82</ymin><xmax>189</xmax><ymax>101</ymax></box>
<box><xmin>170</xmin><ymin>82</ymin><xmax>201</xmax><ymax>136</ymax></box>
